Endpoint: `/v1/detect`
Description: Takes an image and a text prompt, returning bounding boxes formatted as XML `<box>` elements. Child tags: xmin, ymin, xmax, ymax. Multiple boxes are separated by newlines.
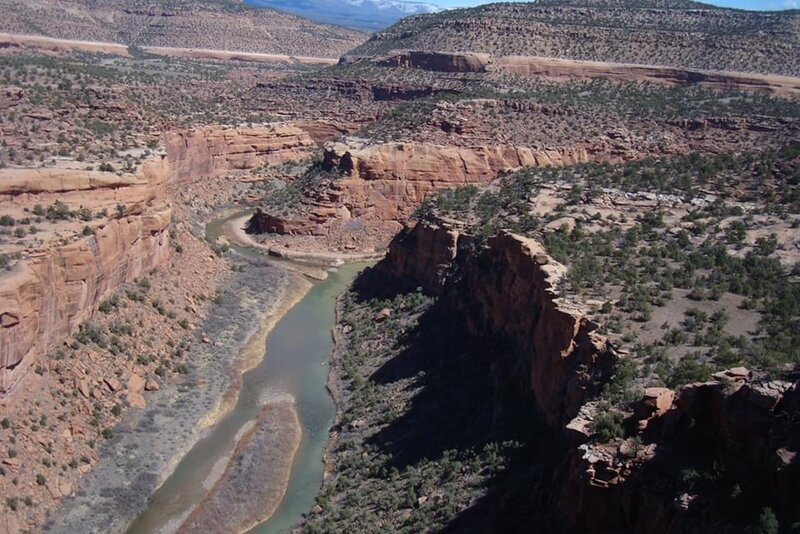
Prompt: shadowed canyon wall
<box><xmin>371</xmin><ymin>220</ymin><xmax>616</xmax><ymax>426</ymax></box>
<box><xmin>366</xmin><ymin>219</ymin><xmax>800</xmax><ymax>532</ymax></box>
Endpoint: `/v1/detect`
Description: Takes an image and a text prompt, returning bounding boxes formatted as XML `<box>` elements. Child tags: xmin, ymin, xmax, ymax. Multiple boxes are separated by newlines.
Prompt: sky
<box><xmin>434</xmin><ymin>0</ymin><xmax>798</xmax><ymax>10</ymax></box>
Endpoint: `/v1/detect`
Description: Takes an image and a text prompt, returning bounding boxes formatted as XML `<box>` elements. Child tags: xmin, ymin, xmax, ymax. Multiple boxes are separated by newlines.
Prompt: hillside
<box><xmin>349</xmin><ymin>0</ymin><xmax>800</xmax><ymax>76</ymax></box>
<box><xmin>245</xmin><ymin>0</ymin><xmax>441</xmax><ymax>32</ymax></box>
<box><xmin>0</xmin><ymin>0</ymin><xmax>366</xmax><ymax>58</ymax></box>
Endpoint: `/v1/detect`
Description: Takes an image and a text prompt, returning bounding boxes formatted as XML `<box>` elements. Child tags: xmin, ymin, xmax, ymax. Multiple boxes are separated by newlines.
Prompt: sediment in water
<box><xmin>47</xmin><ymin>262</ymin><xmax>295</xmax><ymax>533</ymax></box>
<box><xmin>178</xmin><ymin>402</ymin><xmax>302</xmax><ymax>533</ymax></box>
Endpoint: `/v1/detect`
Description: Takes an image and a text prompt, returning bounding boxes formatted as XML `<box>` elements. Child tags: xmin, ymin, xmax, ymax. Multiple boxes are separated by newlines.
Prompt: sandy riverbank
<box><xmin>178</xmin><ymin>402</ymin><xmax>302</xmax><ymax>533</ymax></box>
<box><xmin>224</xmin><ymin>214</ymin><xmax>386</xmax><ymax>267</ymax></box>
<box><xmin>48</xmin><ymin>261</ymin><xmax>297</xmax><ymax>533</ymax></box>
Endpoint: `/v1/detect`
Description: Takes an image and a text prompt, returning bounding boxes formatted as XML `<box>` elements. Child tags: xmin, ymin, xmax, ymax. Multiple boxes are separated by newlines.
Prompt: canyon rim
<box><xmin>0</xmin><ymin>0</ymin><xmax>799</xmax><ymax>533</ymax></box>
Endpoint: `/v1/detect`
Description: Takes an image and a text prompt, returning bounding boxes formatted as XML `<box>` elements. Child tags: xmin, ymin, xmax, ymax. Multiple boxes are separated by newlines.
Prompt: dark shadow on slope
<box><xmin>350</xmin><ymin>279</ymin><xmax>565</xmax><ymax>532</ymax></box>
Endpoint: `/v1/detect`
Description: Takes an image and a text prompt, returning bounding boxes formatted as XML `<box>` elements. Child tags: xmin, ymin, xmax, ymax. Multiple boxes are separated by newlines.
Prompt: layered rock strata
<box><xmin>349</xmin><ymin>51</ymin><xmax>800</xmax><ymax>98</ymax></box>
<box><xmin>252</xmin><ymin>139</ymin><xmax>588</xmax><ymax>238</ymax></box>
<box><xmin>0</xmin><ymin>158</ymin><xmax>172</xmax><ymax>394</ymax></box>
<box><xmin>165</xmin><ymin>124</ymin><xmax>316</xmax><ymax>182</ymax></box>
<box><xmin>367</xmin><ymin>219</ymin><xmax>800</xmax><ymax>531</ymax></box>
<box><xmin>0</xmin><ymin>207</ymin><xmax>171</xmax><ymax>393</ymax></box>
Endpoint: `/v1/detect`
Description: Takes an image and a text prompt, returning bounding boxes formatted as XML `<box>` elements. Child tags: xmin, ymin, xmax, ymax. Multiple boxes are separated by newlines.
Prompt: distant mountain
<box><xmin>348</xmin><ymin>0</ymin><xmax>800</xmax><ymax>76</ymax></box>
<box><xmin>244</xmin><ymin>0</ymin><xmax>441</xmax><ymax>31</ymax></box>
<box><xmin>0</xmin><ymin>0</ymin><xmax>367</xmax><ymax>58</ymax></box>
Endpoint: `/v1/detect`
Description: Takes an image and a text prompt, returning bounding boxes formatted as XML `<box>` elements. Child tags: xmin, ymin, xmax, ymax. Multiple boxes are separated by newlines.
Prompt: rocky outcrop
<box><xmin>370</xmin><ymin>220</ymin><xmax>615</xmax><ymax>426</ymax></box>
<box><xmin>370</xmin><ymin>51</ymin><xmax>490</xmax><ymax>73</ymax></box>
<box><xmin>0</xmin><ymin>206</ymin><xmax>171</xmax><ymax>394</ymax></box>
<box><xmin>165</xmin><ymin>124</ymin><xmax>316</xmax><ymax>182</ymax></box>
<box><xmin>564</xmin><ymin>372</ymin><xmax>800</xmax><ymax>533</ymax></box>
<box><xmin>321</xmin><ymin>139</ymin><xmax>588</xmax><ymax>220</ymax></box>
<box><xmin>0</xmin><ymin>156</ymin><xmax>169</xmax><ymax>214</ymax></box>
<box><xmin>246</xmin><ymin>208</ymin><xmax>321</xmax><ymax>236</ymax></box>
<box><xmin>370</xmin><ymin>219</ymin><xmax>466</xmax><ymax>295</ymax></box>
<box><xmin>0</xmin><ymin>157</ymin><xmax>173</xmax><ymax>395</ymax></box>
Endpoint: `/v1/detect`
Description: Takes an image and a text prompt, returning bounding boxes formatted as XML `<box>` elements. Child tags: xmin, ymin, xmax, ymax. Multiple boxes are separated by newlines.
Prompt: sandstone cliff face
<box><xmin>0</xmin><ymin>207</ymin><xmax>171</xmax><ymax>394</ymax></box>
<box><xmin>371</xmin><ymin>220</ymin><xmax>615</xmax><ymax>426</ymax></box>
<box><xmin>322</xmin><ymin>140</ymin><xmax>588</xmax><ymax>220</ymax></box>
<box><xmin>0</xmin><ymin>156</ymin><xmax>169</xmax><ymax>214</ymax></box>
<box><xmin>165</xmin><ymin>124</ymin><xmax>316</xmax><ymax>182</ymax></box>
<box><xmin>370</xmin><ymin>220</ymin><xmax>465</xmax><ymax>295</ymax></box>
<box><xmin>443</xmin><ymin>231</ymin><xmax>615</xmax><ymax>426</ymax></box>
<box><xmin>372</xmin><ymin>51</ymin><xmax>491</xmax><ymax>73</ymax></box>
<box><xmin>0</xmin><ymin>158</ymin><xmax>173</xmax><ymax>395</ymax></box>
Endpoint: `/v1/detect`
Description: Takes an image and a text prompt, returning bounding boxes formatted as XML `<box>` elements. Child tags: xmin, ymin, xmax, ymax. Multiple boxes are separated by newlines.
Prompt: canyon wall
<box><xmin>0</xmin><ymin>208</ymin><xmax>171</xmax><ymax>394</ymax></box>
<box><xmin>0</xmin><ymin>158</ymin><xmax>172</xmax><ymax>394</ymax></box>
<box><xmin>322</xmin><ymin>140</ymin><xmax>589</xmax><ymax>220</ymax></box>
<box><xmin>370</xmin><ymin>220</ymin><xmax>616</xmax><ymax>426</ymax></box>
<box><xmin>351</xmin><ymin>51</ymin><xmax>800</xmax><ymax>98</ymax></box>
<box><xmin>367</xmin><ymin>219</ymin><xmax>800</xmax><ymax>531</ymax></box>
<box><xmin>165</xmin><ymin>124</ymin><xmax>316</xmax><ymax>182</ymax></box>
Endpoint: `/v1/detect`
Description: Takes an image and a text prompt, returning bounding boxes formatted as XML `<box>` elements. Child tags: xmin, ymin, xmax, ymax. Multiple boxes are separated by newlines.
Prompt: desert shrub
<box><xmin>665</xmin><ymin>358</ymin><xmax>713</xmax><ymax>388</ymax></box>
<box><xmin>592</xmin><ymin>410</ymin><xmax>625</xmax><ymax>442</ymax></box>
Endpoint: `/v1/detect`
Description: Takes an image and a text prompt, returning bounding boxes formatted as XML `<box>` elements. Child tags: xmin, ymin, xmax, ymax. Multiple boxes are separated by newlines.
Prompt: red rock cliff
<box><xmin>322</xmin><ymin>139</ymin><xmax>589</xmax><ymax>220</ymax></box>
<box><xmin>0</xmin><ymin>159</ymin><xmax>172</xmax><ymax>394</ymax></box>
<box><xmin>372</xmin><ymin>220</ymin><xmax>615</xmax><ymax>426</ymax></box>
<box><xmin>165</xmin><ymin>124</ymin><xmax>316</xmax><ymax>182</ymax></box>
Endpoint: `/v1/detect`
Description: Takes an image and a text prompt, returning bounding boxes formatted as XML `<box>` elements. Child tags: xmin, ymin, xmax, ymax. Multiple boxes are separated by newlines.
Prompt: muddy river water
<box><xmin>127</xmin><ymin>213</ymin><xmax>369</xmax><ymax>533</ymax></box>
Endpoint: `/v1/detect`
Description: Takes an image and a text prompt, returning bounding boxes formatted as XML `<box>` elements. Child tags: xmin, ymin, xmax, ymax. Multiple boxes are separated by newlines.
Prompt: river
<box><xmin>127</xmin><ymin>212</ymin><xmax>370</xmax><ymax>533</ymax></box>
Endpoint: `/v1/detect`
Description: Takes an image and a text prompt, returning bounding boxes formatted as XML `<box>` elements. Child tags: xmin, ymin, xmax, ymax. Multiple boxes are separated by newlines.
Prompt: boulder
<box><xmin>374</xmin><ymin>308</ymin><xmax>392</xmax><ymax>323</ymax></box>
<box><xmin>104</xmin><ymin>377</ymin><xmax>121</xmax><ymax>392</ymax></box>
<box><xmin>128</xmin><ymin>374</ymin><xmax>146</xmax><ymax>393</ymax></box>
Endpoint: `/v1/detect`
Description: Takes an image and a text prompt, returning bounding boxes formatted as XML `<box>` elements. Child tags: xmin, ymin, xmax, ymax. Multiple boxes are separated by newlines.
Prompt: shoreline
<box><xmin>178</xmin><ymin>403</ymin><xmax>303</xmax><ymax>534</ymax></box>
<box><xmin>321</xmin><ymin>294</ymin><xmax>350</xmax><ymax>483</ymax></box>
<box><xmin>48</xmin><ymin>253</ymin><xmax>297</xmax><ymax>533</ymax></box>
<box><xmin>224</xmin><ymin>214</ymin><xmax>386</xmax><ymax>268</ymax></box>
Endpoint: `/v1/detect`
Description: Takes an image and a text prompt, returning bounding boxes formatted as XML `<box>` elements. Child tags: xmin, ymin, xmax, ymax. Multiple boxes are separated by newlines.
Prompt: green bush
<box><xmin>666</xmin><ymin>358</ymin><xmax>713</xmax><ymax>388</ymax></box>
<box><xmin>592</xmin><ymin>410</ymin><xmax>625</xmax><ymax>442</ymax></box>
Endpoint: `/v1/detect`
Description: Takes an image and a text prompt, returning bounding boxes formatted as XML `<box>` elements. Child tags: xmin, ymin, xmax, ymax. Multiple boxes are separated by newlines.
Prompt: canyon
<box><xmin>349</xmin><ymin>51</ymin><xmax>800</xmax><ymax>98</ymax></box>
<box><xmin>0</xmin><ymin>0</ymin><xmax>798</xmax><ymax>532</ymax></box>
<box><xmin>0</xmin><ymin>124</ymin><xmax>314</xmax><ymax>397</ymax></box>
